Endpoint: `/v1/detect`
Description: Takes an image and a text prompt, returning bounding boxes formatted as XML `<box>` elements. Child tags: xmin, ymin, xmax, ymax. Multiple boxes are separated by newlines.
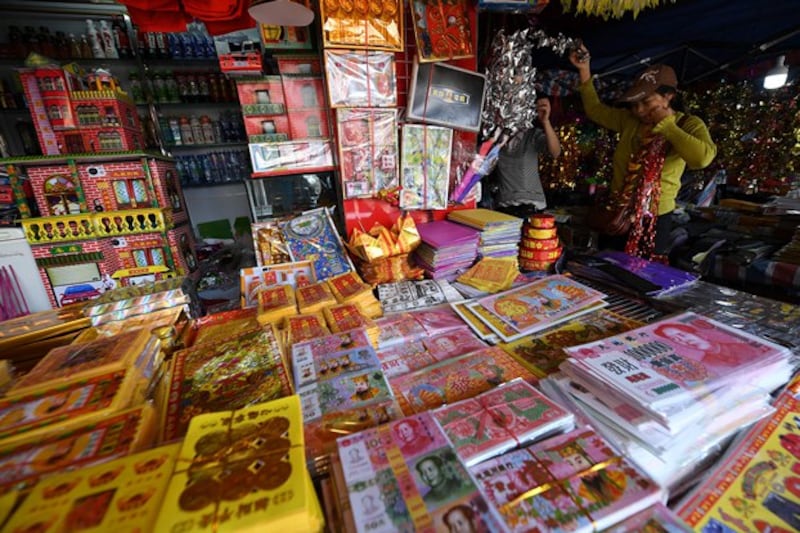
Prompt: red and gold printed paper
<box><xmin>0</xmin><ymin>404</ymin><xmax>156</xmax><ymax>493</ymax></box>
<box><xmin>162</xmin><ymin>326</ymin><xmax>292</xmax><ymax>442</ymax></box>
<box><xmin>320</xmin><ymin>0</ymin><xmax>403</xmax><ymax>51</ymax></box>
<box><xmin>3</xmin><ymin>443</ymin><xmax>179</xmax><ymax>533</ymax></box>
<box><xmin>155</xmin><ymin>396</ymin><xmax>325</xmax><ymax>532</ymax></box>
<box><xmin>296</xmin><ymin>282</ymin><xmax>337</xmax><ymax>314</ymax></box>
<box><xmin>181</xmin><ymin>308</ymin><xmax>259</xmax><ymax>348</ymax></box>
<box><xmin>388</xmin><ymin>346</ymin><xmax>537</xmax><ymax>415</ymax></box>
<box><xmin>286</xmin><ymin>313</ymin><xmax>330</xmax><ymax>346</ymax></box>
<box><xmin>336</xmin><ymin>107</ymin><xmax>399</xmax><ymax>199</ymax></box>
<box><xmin>677</xmin><ymin>378</ymin><xmax>800</xmax><ymax>532</ymax></box>
<box><xmin>410</xmin><ymin>0</ymin><xmax>474</xmax><ymax>62</ymax></box>
<box><xmin>240</xmin><ymin>261</ymin><xmax>315</xmax><ymax>308</ymax></box>
<box><xmin>324</xmin><ymin>49</ymin><xmax>397</xmax><ymax>108</ymax></box>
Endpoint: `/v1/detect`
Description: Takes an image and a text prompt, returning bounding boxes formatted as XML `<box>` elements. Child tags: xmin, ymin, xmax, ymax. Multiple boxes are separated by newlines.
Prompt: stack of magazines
<box><xmin>414</xmin><ymin>220</ymin><xmax>480</xmax><ymax>280</ymax></box>
<box><xmin>552</xmin><ymin>311</ymin><xmax>795</xmax><ymax>489</ymax></box>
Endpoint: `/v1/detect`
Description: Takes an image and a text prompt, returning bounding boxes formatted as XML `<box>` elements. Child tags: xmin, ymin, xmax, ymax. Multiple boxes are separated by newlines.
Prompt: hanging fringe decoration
<box><xmin>560</xmin><ymin>0</ymin><xmax>676</xmax><ymax>20</ymax></box>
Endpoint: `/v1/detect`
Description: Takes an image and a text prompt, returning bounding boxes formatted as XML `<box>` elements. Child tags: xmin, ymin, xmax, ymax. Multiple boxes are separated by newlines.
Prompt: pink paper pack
<box><xmin>373</xmin><ymin>313</ymin><xmax>428</xmax><ymax>348</ymax></box>
<box><xmin>291</xmin><ymin>328</ymin><xmax>371</xmax><ymax>361</ymax></box>
<box><xmin>377</xmin><ymin>340</ymin><xmax>437</xmax><ymax>378</ymax></box>
<box><xmin>423</xmin><ymin>327</ymin><xmax>487</xmax><ymax>361</ymax></box>
<box><xmin>410</xmin><ymin>304</ymin><xmax>468</xmax><ymax>336</ymax></box>
<box><xmin>435</xmin><ymin>380</ymin><xmax>573</xmax><ymax>466</ymax></box>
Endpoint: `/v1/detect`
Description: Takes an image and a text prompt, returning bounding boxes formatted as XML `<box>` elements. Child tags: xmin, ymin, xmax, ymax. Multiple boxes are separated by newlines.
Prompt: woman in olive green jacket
<box><xmin>569</xmin><ymin>44</ymin><xmax>717</xmax><ymax>256</ymax></box>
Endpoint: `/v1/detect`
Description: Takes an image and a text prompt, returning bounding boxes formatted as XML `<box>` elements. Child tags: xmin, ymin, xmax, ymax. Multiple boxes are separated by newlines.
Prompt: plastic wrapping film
<box><xmin>400</xmin><ymin>124</ymin><xmax>454</xmax><ymax>210</ymax></box>
<box><xmin>336</xmin><ymin>107</ymin><xmax>399</xmax><ymax>199</ymax></box>
<box><xmin>324</xmin><ymin>49</ymin><xmax>397</xmax><ymax>107</ymax></box>
<box><xmin>249</xmin><ymin>139</ymin><xmax>335</xmax><ymax>177</ymax></box>
<box><xmin>654</xmin><ymin>280</ymin><xmax>800</xmax><ymax>349</ymax></box>
<box><xmin>280</xmin><ymin>207</ymin><xmax>355</xmax><ymax>281</ymax></box>
<box><xmin>252</xmin><ymin>219</ymin><xmax>293</xmax><ymax>267</ymax></box>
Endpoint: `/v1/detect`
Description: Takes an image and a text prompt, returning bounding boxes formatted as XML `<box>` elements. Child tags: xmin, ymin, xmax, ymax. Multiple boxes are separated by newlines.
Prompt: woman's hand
<box><xmin>569</xmin><ymin>43</ymin><xmax>592</xmax><ymax>83</ymax></box>
<box><xmin>536</xmin><ymin>98</ymin><xmax>551</xmax><ymax>124</ymax></box>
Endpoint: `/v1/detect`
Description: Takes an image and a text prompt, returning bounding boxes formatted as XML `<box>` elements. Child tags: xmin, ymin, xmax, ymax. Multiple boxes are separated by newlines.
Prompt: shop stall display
<box><xmin>1</xmin><ymin>1</ymin><xmax>799</xmax><ymax>532</ymax></box>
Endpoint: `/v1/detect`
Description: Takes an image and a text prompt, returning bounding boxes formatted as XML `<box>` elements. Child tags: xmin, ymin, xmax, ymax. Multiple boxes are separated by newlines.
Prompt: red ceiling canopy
<box><xmin>119</xmin><ymin>0</ymin><xmax>255</xmax><ymax>35</ymax></box>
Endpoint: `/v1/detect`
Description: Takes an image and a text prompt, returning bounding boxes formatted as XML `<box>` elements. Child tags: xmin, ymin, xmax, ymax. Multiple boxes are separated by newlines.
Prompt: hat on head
<box><xmin>618</xmin><ymin>64</ymin><xmax>678</xmax><ymax>103</ymax></box>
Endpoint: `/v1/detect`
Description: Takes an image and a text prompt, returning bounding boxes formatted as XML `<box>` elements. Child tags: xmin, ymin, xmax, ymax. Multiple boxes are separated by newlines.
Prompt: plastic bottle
<box><xmin>86</xmin><ymin>20</ymin><xmax>106</xmax><ymax>59</ymax></box>
<box><xmin>155</xmin><ymin>32</ymin><xmax>169</xmax><ymax>59</ymax></box>
<box><xmin>53</xmin><ymin>31</ymin><xmax>69</xmax><ymax>59</ymax></box>
<box><xmin>128</xmin><ymin>72</ymin><xmax>144</xmax><ymax>103</ymax></box>
<box><xmin>164</xmin><ymin>71</ymin><xmax>180</xmax><ymax>103</ymax></box>
<box><xmin>99</xmin><ymin>20</ymin><xmax>118</xmax><ymax>59</ymax></box>
<box><xmin>158</xmin><ymin>115</ymin><xmax>174</xmax><ymax>145</ymax></box>
<box><xmin>79</xmin><ymin>35</ymin><xmax>93</xmax><ymax>60</ymax></box>
<box><xmin>200</xmin><ymin>115</ymin><xmax>216</xmax><ymax>144</ymax></box>
<box><xmin>190</xmin><ymin>116</ymin><xmax>203</xmax><ymax>144</ymax></box>
<box><xmin>112</xmin><ymin>16</ymin><xmax>131</xmax><ymax>58</ymax></box>
<box><xmin>38</xmin><ymin>27</ymin><xmax>56</xmax><ymax>58</ymax></box>
<box><xmin>8</xmin><ymin>26</ymin><xmax>25</xmax><ymax>59</ymax></box>
<box><xmin>68</xmin><ymin>33</ymin><xmax>82</xmax><ymax>59</ymax></box>
<box><xmin>151</xmin><ymin>71</ymin><xmax>167</xmax><ymax>103</ymax></box>
<box><xmin>23</xmin><ymin>26</ymin><xmax>40</xmax><ymax>55</ymax></box>
<box><xmin>197</xmin><ymin>73</ymin><xmax>210</xmax><ymax>102</ymax></box>
<box><xmin>179</xmin><ymin>116</ymin><xmax>195</xmax><ymax>145</ymax></box>
<box><xmin>169</xmin><ymin>117</ymin><xmax>182</xmax><ymax>145</ymax></box>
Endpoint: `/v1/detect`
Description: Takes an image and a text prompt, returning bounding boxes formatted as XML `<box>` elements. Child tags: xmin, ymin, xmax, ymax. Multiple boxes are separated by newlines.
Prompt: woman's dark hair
<box><xmin>656</xmin><ymin>85</ymin><xmax>684</xmax><ymax>111</ymax></box>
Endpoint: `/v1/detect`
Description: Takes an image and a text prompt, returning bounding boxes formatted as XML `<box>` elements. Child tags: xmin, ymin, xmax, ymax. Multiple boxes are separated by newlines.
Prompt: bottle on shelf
<box><xmin>8</xmin><ymin>26</ymin><xmax>26</xmax><ymax>59</ymax></box>
<box><xmin>98</xmin><ymin>20</ymin><xmax>119</xmax><ymax>59</ymax></box>
<box><xmin>85</xmin><ymin>20</ymin><xmax>106</xmax><ymax>59</ymax></box>
<box><xmin>67</xmin><ymin>33</ymin><xmax>82</xmax><ymax>59</ymax></box>
<box><xmin>133</xmin><ymin>25</ymin><xmax>147</xmax><ymax>59</ymax></box>
<box><xmin>79</xmin><ymin>35</ymin><xmax>93</xmax><ymax>60</ymax></box>
<box><xmin>179</xmin><ymin>116</ymin><xmax>195</xmax><ymax>145</ymax></box>
<box><xmin>53</xmin><ymin>31</ymin><xmax>69</xmax><ymax>59</ymax></box>
<box><xmin>164</xmin><ymin>71</ymin><xmax>180</xmax><ymax>103</ymax></box>
<box><xmin>128</xmin><ymin>72</ymin><xmax>145</xmax><ymax>103</ymax></box>
<box><xmin>200</xmin><ymin>115</ymin><xmax>216</xmax><ymax>144</ymax></box>
<box><xmin>168</xmin><ymin>116</ymin><xmax>182</xmax><ymax>145</ymax></box>
<box><xmin>158</xmin><ymin>114</ymin><xmax>174</xmax><ymax>145</ymax></box>
<box><xmin>155</xmin><ymin>32</ymin><xmax>169</xmax><ymax>59</ymax></box>
<box><xmin>38</xmin><ymin>27</ymin><xmax>56</xmax><ymax>58</ymax></box>
<box><xmin>23</xmin><ymin>26</ymin><xmax>40</xmax><ymax>56</ymax></box>
<box><xmin>112</xmin><ymin>16</ymin><xmax>131</xmax><ymax>58</ymax></box>
<box><xmin>190</xmin><ymin>115</ymin><xmax>203</xmax><ymax>144</ymax></box>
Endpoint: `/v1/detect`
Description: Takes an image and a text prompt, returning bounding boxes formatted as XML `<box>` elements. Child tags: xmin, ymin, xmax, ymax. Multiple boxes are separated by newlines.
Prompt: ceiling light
<box><xmin>763</xmin><ymin>54</ymin><xmax>789</xmax><ymax>89</ymax></box>
<box><xmin>248</xmin><ymin>0</ymin><xmax>314</xmax><ymax>27</ymax></box>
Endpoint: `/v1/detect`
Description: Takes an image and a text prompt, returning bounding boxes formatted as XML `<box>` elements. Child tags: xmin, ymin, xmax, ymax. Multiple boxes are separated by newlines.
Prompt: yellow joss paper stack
<box><xmin>326</xmin><ymin>271</ymin><xmax>382</xmax><ymax>319</ymax></box>
<box><xmin>322</xmin><ymin>302</ymin><xmax>377</xmax><ymax>337</ymax></box>
<box><xmin>0</xmin><ymin>329</ymin><xmax>158</xmax><ymax>449</ymax></box>
<box><xmin>519</xmin><ymin>214</ymin><xmax>562</xmax><ymax>271</ymax></box>
<box><xmin>257</xmin><ymin>284</ymin><xmax>298</xmax><ymax>327</ymax></box>
<box><xmin>457</xmin><ymin>256</ymin><xmax>520</xmax><ymax>293</ymax></box>
<box><xmin>296</xmin><ymin>282</ymin><xmax>337</xmax><ymax>314</ymax></box>
<box><xmin>3</xmin><ymin>443</ymin><xmax>179</xmax><ymax>532</ymax></box>
<box><xmin>286</xmin><ymin>313</ymin><xmax>330</xmax><ymax>346</ymax></box>
<box><xmin>155</xmin><ymin>395</ymin><xmax>324</xmax><ymax>533</ymax></box>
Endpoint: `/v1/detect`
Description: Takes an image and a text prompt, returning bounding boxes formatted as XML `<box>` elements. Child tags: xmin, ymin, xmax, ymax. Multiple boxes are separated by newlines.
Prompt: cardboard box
<box><xmin>288</xmin><ymin>108</ymin><xmax>331</xmax><ymax>139</ymax></box>
<box><xmin>281</xmin><ymin>76</ymin><xmax>326</xmax><ymax>109</ymax></box>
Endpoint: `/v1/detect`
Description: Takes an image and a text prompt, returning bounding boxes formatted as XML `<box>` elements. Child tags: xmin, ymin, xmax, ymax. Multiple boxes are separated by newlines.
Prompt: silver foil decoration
<box><xmin>481</xmin><ymin>28</ymin><xmax>582</xmax><ymax>141</ymax></box>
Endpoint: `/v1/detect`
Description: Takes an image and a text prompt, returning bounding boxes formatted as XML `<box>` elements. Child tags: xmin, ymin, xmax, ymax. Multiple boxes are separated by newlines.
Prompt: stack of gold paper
<box><xmin>0</xmin><ymin>329</ymin><xmax>160</xmax><ymax>450</ymax></box>
<box><xmin>3</xmin><ymin>443</ymin><xmax>179</xmax><ymax>531</ymax></box>
<box><xmin>457</xmin><ymin>256</ymin><xmax>520</xmax><ymax>293</ymax></box>
<box><xmin>326</xmin><ymin>271</ymin><xmax>382</xmax><ymax>318</ymax></box>
<box><xmin>155</xmin><ymin>396</ymin><xmax>325</xmax><ymax>532</ymax></box>
<box><xmin>160</xmin><ymin>325</ymin><xmax>292</xmax><ymax>442</ymax></box>
<box><xmin>0</xmin><ymin>304</ymin><xmax>91</xmax><ymax>374</ymax></box>
<box><xmin>83</xmin><ymin>276</ymin><xmax>196</xmax><ymax>327</ymax></box>
<box><xmin>257</xmin><ymin>284</ymin><xmax>298</xmax><ymax>327</ymax></box>
<box><xmin>322</xmin><ymin>302</ymin><xmax>378</xmax><ymax>344</ymax></box>
<box><xmin>181</xmin><ymin>308</ymin><xmax>260</xmax><ymax>348</ymax></box>
<box><xmin>296</xmin><ymin>281</ymin><xmax>337</xmax><ymax>314</ymax></box>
